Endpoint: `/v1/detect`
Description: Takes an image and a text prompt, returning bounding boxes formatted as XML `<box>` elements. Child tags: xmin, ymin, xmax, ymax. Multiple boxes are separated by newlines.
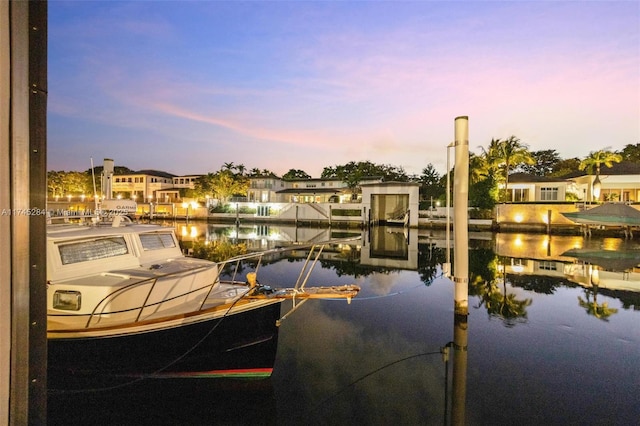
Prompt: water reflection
<box><xmin>48</xmin><ymin>221</ymin><xmax>640</xmax><ymax>425</ymax></box>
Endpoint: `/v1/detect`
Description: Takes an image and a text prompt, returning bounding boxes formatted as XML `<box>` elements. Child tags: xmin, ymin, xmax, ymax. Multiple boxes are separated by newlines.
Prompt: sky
<box><xmin>47</xmin><ymin>1</ymin><xmax>640</xmax><ymax>177</ymax></box>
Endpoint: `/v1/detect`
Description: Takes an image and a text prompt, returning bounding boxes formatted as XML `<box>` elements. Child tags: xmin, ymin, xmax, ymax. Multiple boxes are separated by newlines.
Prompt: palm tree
<box><xmin>579</xmin><ymin>148</ymin><xmax>622</xmax><ymax>201</ymax></box>
<box><xmin>493</xmin><ymin>136</ymin><xmax>534</xmax><ymax>202</ymax></box>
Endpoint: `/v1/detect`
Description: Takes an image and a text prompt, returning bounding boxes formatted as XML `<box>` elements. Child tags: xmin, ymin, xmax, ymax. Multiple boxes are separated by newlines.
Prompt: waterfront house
<box><xmin>501</xmin><ymin>173</ymin><xmax>575</xmax><ymax>202</ymax></box>
<box><xmin>502</xmin><ymin>162</ymin><xmax>640</xmax><ymax>203</ymax></box>
<box><xmin>564</xmin><ymin>161</ymin><xmax>640</xmax><ymax>203</ymax></box>
<box><xmin>111</xmin><ymin>170</ymin><xmax>175</xmax><ymax>202</ymax></box>
<box><xmin>247</xmin><ymin>176</ymin><xmax>383</xmax><ymax>204</ymax></box>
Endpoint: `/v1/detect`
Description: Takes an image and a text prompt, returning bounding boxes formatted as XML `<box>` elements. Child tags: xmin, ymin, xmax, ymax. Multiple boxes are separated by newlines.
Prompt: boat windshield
<box><xmin>139</xmin><ymin>233</ymin><xmax>176</xmax><ymax>250</ymax></box>
<box><xmin>58</xmin><ymin>237</ymin><xmax>128</xmax><ymax>265</ymax></box>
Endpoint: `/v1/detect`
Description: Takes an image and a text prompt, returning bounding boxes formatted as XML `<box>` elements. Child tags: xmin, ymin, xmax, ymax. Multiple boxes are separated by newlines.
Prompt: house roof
<box><xmin>133</xmin><ymin>169</ymin><xmax>177</xmax><ymax>179</ymax></box>
<box><xmin>559</xmin><ymin>161</ymin><xmax>640</xmax><ymax>179</ymax></box>
<box><xmin>276</xmin><ymin>188</ymin><xmax>344</xmax><ymax>194</ymax></box>
<box><xmin>509</xmin><ymin>161</ymin><xmax>640</xmax><ymax>182</ymax></box>
<box><xmin>508</xmin><ymin>173</ymin><xmax>568</xmax><ymax>183</ymax></box>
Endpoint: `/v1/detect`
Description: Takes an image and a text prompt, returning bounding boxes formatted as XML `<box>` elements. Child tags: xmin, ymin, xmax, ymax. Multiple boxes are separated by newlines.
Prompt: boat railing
<box><xmin>83</xmin><ymin>263</ymin><xmax>219</xmax><ymax>328</ymax></box>
<box><xmin>52</xmin><ymin>237</ymin><xmax>361</xmax><ymax>329</ymax></box>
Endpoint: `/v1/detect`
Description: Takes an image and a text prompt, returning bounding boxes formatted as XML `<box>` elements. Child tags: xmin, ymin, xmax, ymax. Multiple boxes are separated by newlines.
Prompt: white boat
<box><xmin>46</xmin><ymin>217</ymin><xmax>359</xmax><ymax>391</ymax></box>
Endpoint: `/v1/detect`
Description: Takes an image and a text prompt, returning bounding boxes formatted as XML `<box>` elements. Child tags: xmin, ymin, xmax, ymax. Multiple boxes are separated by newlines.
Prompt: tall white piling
<box><xmin>453</xmin><ymin>116</ymin><xmax>469</xmax><ymax>315</ymax></box>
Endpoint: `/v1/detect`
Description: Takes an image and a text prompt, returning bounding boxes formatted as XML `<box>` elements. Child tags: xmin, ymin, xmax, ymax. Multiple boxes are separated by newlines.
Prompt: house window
<box><xmin>511</xmin><ymin>188</ymin><xmax>529</xmax><ymax>202</ymax></box>
<box><xmin>538</xmin><ymin>261</ymin><xmax>557</xmax><ymax>271</ymax></box>
<box><xmin>540</xmin><ymin>187</ymin><xmax>558</xmax><ymax>201</ymax></box>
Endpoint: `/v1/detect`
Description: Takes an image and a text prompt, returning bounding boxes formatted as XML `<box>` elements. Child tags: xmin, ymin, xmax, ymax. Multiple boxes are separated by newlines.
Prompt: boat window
<box><xmin>139</xmin><ymin>233</ymin><xmax>176</xmax><ymax>250</ymax></box>
<box><xmin>58</xmin><ymin>237</ymin><xmax>128</xmax><ymax>265</ymax></box>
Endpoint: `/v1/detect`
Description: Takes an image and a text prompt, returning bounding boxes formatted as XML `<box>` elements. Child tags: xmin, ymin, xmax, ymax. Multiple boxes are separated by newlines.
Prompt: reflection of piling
<box><xmin>453</xmin><ymin>116</ymin><xmax>469</xmax><ymax>316</ymax></box>
<box><xmin>451</xmin><ymin>313</ymin><xmax>468</xmax><ymax>426</ymax></box>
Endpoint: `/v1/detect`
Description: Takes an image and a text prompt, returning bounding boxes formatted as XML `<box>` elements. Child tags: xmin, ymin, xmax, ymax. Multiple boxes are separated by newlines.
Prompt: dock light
<box><xmin>53</xmin><ymin>290</ymin><xmax>82</xmax><ymax>311</ymax></box>
<box><xmin>514</xmin><ymin>213</ymin><xmax>524</xmax><ymax>223</ymax></box>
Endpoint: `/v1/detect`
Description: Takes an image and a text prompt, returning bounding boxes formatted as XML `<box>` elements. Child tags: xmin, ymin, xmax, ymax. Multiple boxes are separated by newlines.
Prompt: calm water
<box><xmin>48</xmin><ymin>223</ymin><xmax>640</xmax><ymax>425</ymax></box>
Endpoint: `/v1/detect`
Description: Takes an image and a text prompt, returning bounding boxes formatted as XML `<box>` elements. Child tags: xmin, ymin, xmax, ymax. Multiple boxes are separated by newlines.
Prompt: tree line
<box><xmin>48</xmin><ymin>141</ymin><xmax>640</xmax><ymax>207</ymax></box>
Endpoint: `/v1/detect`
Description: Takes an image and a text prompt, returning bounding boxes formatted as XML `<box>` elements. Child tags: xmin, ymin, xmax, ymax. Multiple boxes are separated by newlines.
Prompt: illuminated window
<box><xmin>512</xmin><ymin>188</ymin><xmax>529</xmax><ymax>202</ymax></box>
<box><xmin>541</xmin><ymin>187</ymin><xmax>559</xmax><ymax>201</ymax></box>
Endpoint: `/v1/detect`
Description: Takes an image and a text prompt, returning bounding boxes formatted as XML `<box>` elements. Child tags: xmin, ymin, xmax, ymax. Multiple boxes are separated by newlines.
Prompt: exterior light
<box><xmin>592</xmin><ymin>176</ymin><xmax>602</xmax><ymax>200</ymax></box>
<box><xmin>514</xmin><ymin>213</ymin><xmax>524</xmax><ymax>223</ymax></box>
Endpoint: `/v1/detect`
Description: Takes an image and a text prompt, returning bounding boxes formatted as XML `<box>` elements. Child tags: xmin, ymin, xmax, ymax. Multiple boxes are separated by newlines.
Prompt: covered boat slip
<box><xmin>562</xmin><ymin>202</ymin><xmax>640</xmax><ymax>236</ymax></box>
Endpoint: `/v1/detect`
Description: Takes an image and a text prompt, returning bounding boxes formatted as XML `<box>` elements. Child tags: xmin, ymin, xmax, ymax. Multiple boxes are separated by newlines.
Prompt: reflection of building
<box><xmin>361</xmin><ymin>227</ymin><xmax>418</xmax><ymax>270</ymax></box>
<box><xmin>494</xmin><ymin>233</ymin><xmax>640</xmax><ymax>293</ymax></box>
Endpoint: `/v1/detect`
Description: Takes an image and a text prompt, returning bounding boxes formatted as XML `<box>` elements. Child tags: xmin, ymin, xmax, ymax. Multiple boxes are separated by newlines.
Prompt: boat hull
<box><xmin>48</xmin><ymin>300</ymin><xmax>282</xmax><ymax>391</ymax></box>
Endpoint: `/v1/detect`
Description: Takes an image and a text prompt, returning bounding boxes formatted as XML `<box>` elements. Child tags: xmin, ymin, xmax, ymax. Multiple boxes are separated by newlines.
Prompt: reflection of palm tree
<box><xmin>578</xmin><ymin>286</ymin><xmax>618</xmax><ymax>321</ymax></box>
<box><xmin>475</xmin><ymin>258</ymin><xmax>532</xmax><ymax>327</ymax></box>
<box><xmin>478</xmin><ymin>281</ymin><xmax>532</xmax><ymax>327</ymax></box>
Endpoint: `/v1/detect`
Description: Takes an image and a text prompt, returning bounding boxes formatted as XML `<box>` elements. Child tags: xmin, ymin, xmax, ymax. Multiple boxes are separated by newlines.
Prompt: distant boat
<box><xmin>47</xmin><ymin>217</ymin><xmax>359</xmax><ymax>391</ymax></box>
<box><xmin>561</xmin><ymin>203</ymin><xmax>640</xmax><ymax>227</ymax></box>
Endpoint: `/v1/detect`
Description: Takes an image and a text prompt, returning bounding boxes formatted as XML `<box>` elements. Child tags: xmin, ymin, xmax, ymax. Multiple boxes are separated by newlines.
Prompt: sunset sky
<box><xmin>47</xmin><ymin>1</ymin><xmax>639</xmax><ymax>177</ymax></box>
